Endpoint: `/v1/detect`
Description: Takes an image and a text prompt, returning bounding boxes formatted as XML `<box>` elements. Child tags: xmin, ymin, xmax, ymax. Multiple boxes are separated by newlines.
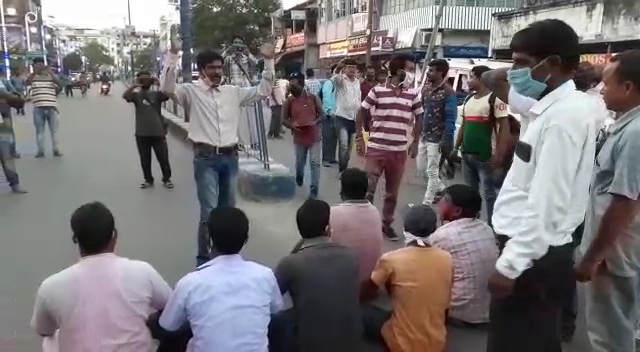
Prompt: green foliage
<box><xmin>134</xmin><ymin>44</ymin><xmax>158</xmax><ymax>71</ymax></box>
<box><xmin>63</xmin><ymin>52</ymin><xmax>84</xmax><ymax>71</ymax></box>
<box><xmin>81</xmin><ymin>41</ymin><xmax>114</xmax><ymax>71</ymax></box>
<box><xmin>192</xmin><ymin>0</ymin><xmax>280</xmax><ymax>51</ymax></box>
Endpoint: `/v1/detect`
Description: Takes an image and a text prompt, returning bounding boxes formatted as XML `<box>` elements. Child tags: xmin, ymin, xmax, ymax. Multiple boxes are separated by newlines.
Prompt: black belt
<box><xmin>193</xmin><ymin>142</ymin><xmax>238</xmax><ymax>155</ymax></box>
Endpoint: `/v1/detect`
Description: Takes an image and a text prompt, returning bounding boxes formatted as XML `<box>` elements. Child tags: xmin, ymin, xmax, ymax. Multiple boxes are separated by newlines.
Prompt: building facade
<box><xmin>317</xmin><ymin>0</ymin><xmax>520</xmax><ymax>64</ymax></box>
<box><xmin>490</xmin><ymin>0</ymin><xmax>640</xmax><ymax>59</ymax></box>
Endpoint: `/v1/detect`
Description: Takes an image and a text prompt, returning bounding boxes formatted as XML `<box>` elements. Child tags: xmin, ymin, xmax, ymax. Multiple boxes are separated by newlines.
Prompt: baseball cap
<box><xmin>403</xmin><ymin>204</ymin><xmax>438</xmax><ymax>238</ymax></box>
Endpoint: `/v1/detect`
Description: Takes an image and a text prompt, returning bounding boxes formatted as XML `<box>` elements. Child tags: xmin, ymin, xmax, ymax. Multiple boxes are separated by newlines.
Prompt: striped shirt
<box><xmin>30</xmin><ymin>74</ymin><xmax>59</xmax><ymax>108</ymax></box>
<box><xmin>361</xmin><ymin>85</ymin><xmax>423</xmax><ymax>152</ymax></box>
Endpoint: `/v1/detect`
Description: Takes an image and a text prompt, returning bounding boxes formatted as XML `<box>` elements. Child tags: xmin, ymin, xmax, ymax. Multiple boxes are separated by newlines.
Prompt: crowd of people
<box><xmin>24</xmin><ymin>17</ymin><xmax>640</xmax><ymax>352</ymax></box>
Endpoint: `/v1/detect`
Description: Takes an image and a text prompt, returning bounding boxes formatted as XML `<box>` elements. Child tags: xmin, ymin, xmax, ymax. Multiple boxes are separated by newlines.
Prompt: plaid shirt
<box><xmin>305</xmin><ymin>78</ymin><xmax>322</xmax><ymax>96</ymax></box>
<box><xmin>224</xmin><ymin>53</ymin><xmax>258</xmax><ymax>87</ymax></box>
<box><xmin>428</xmin><ymin>218</ymin><xmax>498</xmax><ymax>323</ymax></box>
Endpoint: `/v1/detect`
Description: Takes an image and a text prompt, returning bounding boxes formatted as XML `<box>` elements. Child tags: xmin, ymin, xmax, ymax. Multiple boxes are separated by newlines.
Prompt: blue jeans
<box><xmin>0</xmin><ymin>135</ymin><xmax>18</xmax><ymax>186</ymax></box>
<box><xmin>336</xmin><ymin>116</ymin><xmax>356</xmax><ymax>172</ymax></box>
<box><xmin>294</xmin><ymin>141</ymin><xmax>321</xmax><ymax>198</ymax></box>
<box><xmin>1</xmin><ymin>111</ymin><xmax>17</xmax><ymax>155</ymax></box>
<box><xmin>33</xmin><ymin>107</ymin><xmax>60</xmax><ymax>154</ymax></box>
<box><xmin>321</xmin><ymin>115</ymin><xmax>337</xmax><ymax>163</ymax></box>
<box><xmin>193</xmin><ymin>149</ymin><xmax>239</xmax><ymax>266</ymax></box>
<box><xmin>462</xmin><ymin>153</ymin><xmax>499</xmax><ymax>226</ymax></box>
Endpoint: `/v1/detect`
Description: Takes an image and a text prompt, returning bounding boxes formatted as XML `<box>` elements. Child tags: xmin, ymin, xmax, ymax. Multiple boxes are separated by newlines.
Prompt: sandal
<box><xmin>140</xmin><ymin>181</ymin><xmax>154</xmax><ymax>189</ymax></box>
<box><xmin>163</xmin><ymin>181</ymin><xmax>174</xmax><ymax>189</ymax></box>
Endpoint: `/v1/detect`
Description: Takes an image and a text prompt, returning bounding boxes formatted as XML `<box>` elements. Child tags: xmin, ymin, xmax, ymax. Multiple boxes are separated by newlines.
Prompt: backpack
<box><xmin>318</xmin><ymin>80</ymin><xmax>335</xmax><ymax>102</ymax></box>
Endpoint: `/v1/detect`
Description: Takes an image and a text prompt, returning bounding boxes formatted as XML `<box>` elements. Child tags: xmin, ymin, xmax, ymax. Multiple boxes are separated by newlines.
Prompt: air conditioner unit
<box><xmin>419</xmin><ymin>30</ymin><xmax>442</xmax><ymax>47</ymax></box>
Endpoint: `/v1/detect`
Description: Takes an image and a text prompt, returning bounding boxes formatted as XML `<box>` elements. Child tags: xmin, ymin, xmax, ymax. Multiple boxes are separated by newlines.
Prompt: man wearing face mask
<box><xmin>123</xmin><ymin>71</ymin><xmax>173</xmax><ymax>189</ymax></box>
<box><xmin>160</xmin><ymin>39</ymin><xmax>276</xmax><ymax>266</ymax></box>
<box><xmin>355</xmin><ymin>54</ymin><xmax>423</xmax><ymax>241</ymax></box>
<box><xmin>485</xmin><ymin>19</ymin><xmax>608</xmax><ymax>352</ymax></box>
<box><xmin>222</xmin><ymin>35</ymin><xmax>258</xmax><ymax>87</ymax></box>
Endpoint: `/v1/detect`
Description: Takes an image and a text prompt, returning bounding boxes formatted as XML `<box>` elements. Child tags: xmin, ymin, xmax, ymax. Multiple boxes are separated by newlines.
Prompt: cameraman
<box><xmin>122</xmin><ymin>71</ymin><xmax>173</xmax><ymax>189</ymax></box>
<box><xmin>222</xmin><ymin>35</ymin><xmax>258</xmax><ymax>87</ymax></box>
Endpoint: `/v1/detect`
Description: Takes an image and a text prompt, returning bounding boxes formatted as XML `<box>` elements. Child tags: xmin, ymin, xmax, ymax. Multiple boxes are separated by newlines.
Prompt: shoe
<box><xmin>35</xmin><ymin>152</ymin><xmax>44</xmax><ymax>158</ymax></box>
<box><xmin>295</xmin><ymin>175</ymin><xmax>303</xmax><ymax>187</ymax></box>
<box><xmin>322</xmin><ymin>161</ymin><xmax>332</xmax><ymax>167</ymax></box>
<box><xmin>10</xmin><ymin>185</ymin><xmax>27</xmax><ymax>194</ymax></box>
<box><xmin>53</xmin><ymin>150</ymin><xmax>63</xmax><ymax>157</ymax></box>
<box><xmin>163</xmin><ymin>180</ymin><xmax>174</xmax><ymax>189</ymax></box>
<box><xmin>140</xmin><ymin>181</ymin><xmax>154</xmax><ymax>189</ymax></box>
<box><xmin>382</xmin><ymin>225</ymin><xmax>400</xmax><ymax>242</ymax></box>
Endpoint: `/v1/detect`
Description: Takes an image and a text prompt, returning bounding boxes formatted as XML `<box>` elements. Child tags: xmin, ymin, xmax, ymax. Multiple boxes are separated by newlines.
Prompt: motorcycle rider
<box><xmin>99</xmin><ymin>72</ymin><xmax>111</xmax><ymax>94</ymax></box>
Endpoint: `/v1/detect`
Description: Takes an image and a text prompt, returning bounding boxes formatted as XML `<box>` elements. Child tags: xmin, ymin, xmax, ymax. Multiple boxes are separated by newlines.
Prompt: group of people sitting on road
<box><xmin>31</xmin><ymin>168</ymin><xmax>498</xmax><ymax>352</ymax></box>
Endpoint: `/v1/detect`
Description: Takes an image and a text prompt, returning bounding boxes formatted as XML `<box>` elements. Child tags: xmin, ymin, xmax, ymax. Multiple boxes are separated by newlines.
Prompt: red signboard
<box><xmin>285</xmin><ymin>33</ymin><xmax>305</xmax><ymax>48</ymax></box>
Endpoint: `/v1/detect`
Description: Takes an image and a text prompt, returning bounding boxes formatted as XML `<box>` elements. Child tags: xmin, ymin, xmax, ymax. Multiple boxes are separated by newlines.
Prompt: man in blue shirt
<box><xmin>321</xmin><ymin>64</ymin><xmax>338</xmax><ymax>167</ymax></box>
<box><xmin>419</xmin><ymin>59</ymin><xmax>457</xmax><ymax>204</ymax></box>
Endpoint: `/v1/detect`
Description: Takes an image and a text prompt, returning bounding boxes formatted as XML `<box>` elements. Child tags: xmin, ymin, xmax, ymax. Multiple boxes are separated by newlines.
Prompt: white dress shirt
<box><xmin>331</xmin><ymin>74</ymin><xmax>361</xmax><ymax>120</ymax></box>
<box><xmin>492</xmin><ymin>80</ymin><xmax>608</xmax><ymax>279</ymax></box>
<box><xmin>160</xmin><ymin>52</ymin><xmax>274</xmax><ymax>147</ymax></box>
<box><xmin>159</xmin><ymin>254</ymin><xmax>283</xmax><ymax>352</ymax></box>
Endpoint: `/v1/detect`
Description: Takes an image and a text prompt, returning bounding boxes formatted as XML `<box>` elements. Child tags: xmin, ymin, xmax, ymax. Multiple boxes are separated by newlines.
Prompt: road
<box><xmin>0</xmin><ymin>83</ymin><xmax>591</xmax><ymax>351</ymax></box>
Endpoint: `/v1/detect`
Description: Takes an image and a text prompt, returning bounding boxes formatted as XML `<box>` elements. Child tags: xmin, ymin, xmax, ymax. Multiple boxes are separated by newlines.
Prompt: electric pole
<box><xmin>127</xmin><ymin>0</ymin><xmax>135</xmax><ymax>76</ymax></box>
<box><xmin>364</xmin><ymin>0</ymin><xmax>375</xmax><ymax>66</ymax></box>
<box><xmin>179</xmin><ymin>0</ymin><xmax>192</xmax><ymax>83</ymax></box>
<box><xmin>419</xmin><ymin>0</ymin><xmax>446</xmax><ymax>89</ymax></box>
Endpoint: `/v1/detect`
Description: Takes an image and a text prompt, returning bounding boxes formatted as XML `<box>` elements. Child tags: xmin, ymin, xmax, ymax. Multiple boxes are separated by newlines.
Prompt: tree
<box><xmin>63</xmin><ymin>52</ymin><xmax>84</xmax><ymax>71</ymax></box>
<box><xmin>133</xmin><ymin>44</ymin><xmax>157</xmax><ymax>71</ymax></box>
<box><xmin>81</xmin><ymin>41</ymin><xmax>113</xmax><ymax>72</ymax></box>
<box><xmin>192</xmin><ymin>0</ymin><xmax>280</xmax><ymax>51</ymax></box>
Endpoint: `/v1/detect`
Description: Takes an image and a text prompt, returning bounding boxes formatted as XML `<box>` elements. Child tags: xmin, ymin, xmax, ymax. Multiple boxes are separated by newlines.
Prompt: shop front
<box><xmin>277</xmin><ymin>32</ymin><xmax>306</xmax><ymax>73</ymax></box>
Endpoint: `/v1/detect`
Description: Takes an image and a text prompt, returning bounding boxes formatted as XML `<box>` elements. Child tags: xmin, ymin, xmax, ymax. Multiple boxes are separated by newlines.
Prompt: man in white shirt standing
<box><xmin>485</xmin><ymin>19</ymin><xmax>608</xmax><ymax>352</ymax></box>
<box><xmin>331</xmin><ymin>58</ymin><xmax>362</xmax><ymax>173</ymax></box>
<box><xmin>30</xmin><ymin>202</ymin><xmax>172</xmax><ymax>352</ymax></box>
<box><xmin>160</xmin><ymin>39</ymin><xmax>275</xmax><ymax>266</ymax></box>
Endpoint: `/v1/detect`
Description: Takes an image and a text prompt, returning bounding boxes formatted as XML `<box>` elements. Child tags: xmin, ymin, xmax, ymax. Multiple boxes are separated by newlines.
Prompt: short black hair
<box><xmin>70</xmin><ymin>202</ymin><xmax>115</xmax><ymax>255</ymax></box>
<box><xmin>232</xmin><ymin>35</ymin><xmax>244</xmax><ymax>42</ymax></box>
<box><xmin>207</xmin><ymin>207</ymin><xmax>249</xmax><ymax>255</ymax></box>
<box><xmin>510</xmin><ymin>19</ymin><xmax>580</xmax><ymax>72</ymax></box>
<box><xmin>342</xmin><ymin>58</ymin><xmax>357</xmax><ymax>66</ymax></box>
<box><xmin>196</xmin><ymin>49</ymin><xmax>224</xmax><ymax>71</ymax></box>
<box><xmin>471</xmin><ymin>65</ymin><xmax>491</xmax><ymax>79</ymax></box>
<box><xmin>32</xmin><ymin>57</ymin><xmax>45</xmax><ymax>64</ymax></box>
<box><xmin>428</xmin><ymin>59</ymin><xmax>449</xmax><ymax>76</ymax></box>
<box><xmin>444</xmin><ymin>184</ymin><xmax>482</xmax><ymax>218</ymax></box>
<box><xmin>340</xmin><ymin>168</ymin><xmax>368</xmax><ymax>200</ymax></box>
<box><xmin>136</xmin><ymin>70</ymin><xmax>151</xmax><ymax>77</ymax></box>
<box><xmin>388</xmin><ymin>54</ymin><xmax>412</xmax><ymax>75</ymax></box>
<box><xmin>305</xmin><ymin>68</ymin><xmax>315</xmax><ymax>77</ymax></box>
<box><xmin>296</xmin><ymin>199</ymin><xmax>330</xmax><ymax>239</ymax></box>
<box><xmin>610</xmin><ymin>50</ymin><xmax>640</xmax><ymax>93</ymax></box>
<box><xmin>330</xmin><ymin>64</ymin><xmax>338</xmax><ymax>72</ymax></box>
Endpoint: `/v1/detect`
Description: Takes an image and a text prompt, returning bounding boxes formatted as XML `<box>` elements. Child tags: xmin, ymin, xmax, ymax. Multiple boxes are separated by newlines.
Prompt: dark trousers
<box><xmin>487</xmin><ymin>235</ymin><xmax>574</xmax><ymax>352</ymax></box>
<box><xmin>321</xmin><ymin>115</ymin><xmax>337</xmax><ymax>163</ymax></box>
<box><xmin>64</xmin><ymin>85</ymin><xmax>73</xmax><ymax>97</ymax></box>
<box><xmin>135</xmin><ymin>136</ymin><xmax>172</xmax><ymax>183</ymax></box>
<box><xmin>269</xmin><ymin>105</ymin><xmax>283</xmax><ymax>137</ymax></box>
<box><xmin>268</xmin><ymin>309</ymin><xmax>296</xmax><ymax>352</ymax></box>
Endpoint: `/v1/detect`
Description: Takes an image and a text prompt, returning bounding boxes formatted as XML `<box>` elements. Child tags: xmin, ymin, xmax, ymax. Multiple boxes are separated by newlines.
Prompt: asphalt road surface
<box><xmin>0</xmin><ymin>83</ymin><xmax>591</xmax><ymax>351</ymax></box>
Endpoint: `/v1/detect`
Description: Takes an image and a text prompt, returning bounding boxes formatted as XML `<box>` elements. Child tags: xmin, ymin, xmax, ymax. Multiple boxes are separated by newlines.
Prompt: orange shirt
<box><xmin>371</xmin><ymin>246</ymin><xmax>453</xmax><ymax>352</ymax></box>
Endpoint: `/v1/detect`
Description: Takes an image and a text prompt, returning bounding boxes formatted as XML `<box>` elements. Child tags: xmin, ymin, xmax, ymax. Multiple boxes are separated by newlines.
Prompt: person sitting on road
<box><xmin>271</xmin><ymin>199</ymin><xmax>363</xmax><ymax>352</ymax></box>
<box><xmin>430</xmin><ymin>184</ymin><xmax>498</xmax><ymax>326</ymax></box>
<box><xmin>361</xmin><ymin>204</ymin><xmax>453</xmax><ymax>352</ymax></box>
<box><xmin>159</xmin><ymin>207</ymin><xmax>283</xmax><ymax>352</ymax></box>
<box><xmin>329</xmin><ymin>167</ymin><xmax>383</xmax><ymax>283</ymax></box>
<box><xmin>30</xmin><ymin>202</ymin><xmax>173</xmax><ymax>351</ymax></box>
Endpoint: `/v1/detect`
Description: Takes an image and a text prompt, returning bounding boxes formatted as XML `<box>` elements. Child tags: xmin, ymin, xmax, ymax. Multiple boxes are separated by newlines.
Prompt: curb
<box><xmin>161</xmin><ymin>106</ymin><xmax>296</xmax><ymax>203</ymax></box>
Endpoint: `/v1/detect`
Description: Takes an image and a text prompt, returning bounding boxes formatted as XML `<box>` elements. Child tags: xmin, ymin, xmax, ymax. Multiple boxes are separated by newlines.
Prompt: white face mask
<box><xmin>403</xmin><ymin>231</ymin><xmax>427</xmax><ymax>246</ymax></box>
<box><xmin>403</xmin><ymin>72</ymin><xmax>415</xmax><ymax>88</ymax></box>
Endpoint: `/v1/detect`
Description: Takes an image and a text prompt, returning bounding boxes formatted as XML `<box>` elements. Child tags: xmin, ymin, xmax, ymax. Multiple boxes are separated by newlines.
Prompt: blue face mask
<box><xmin>507</xmin><ymin>67</ymin><xmax>550</xmax><ymax>99</ymax></box>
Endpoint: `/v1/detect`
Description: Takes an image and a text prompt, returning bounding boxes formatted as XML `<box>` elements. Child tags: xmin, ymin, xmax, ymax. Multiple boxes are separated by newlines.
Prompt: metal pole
<box><xmin>421</xmin><ymin>0</ymin><xmax>446</xmax><ymax>76</ymax></box>
<box><xmin>179</xmin><ymin>0</ymin><xmax>192</xmax><ymax>83</ymax></box>
<box><xmin>0</xmin><ymin>0</ymin><xmax>10</xmax><ymax>78</ymax></box>
<box><xmin>36</xmin><ymin>6</ymin><xmax>46</xmax><ymax>65</ymax></box>
<box><xmin>127</xmin><ymin>0</ymin><xmax>135</xmax><ymax>76</ymax></box>
<box><xmin>364</xmin><ymin>0</ymin><xmax>375</xmax><ymax>66</ymax></box>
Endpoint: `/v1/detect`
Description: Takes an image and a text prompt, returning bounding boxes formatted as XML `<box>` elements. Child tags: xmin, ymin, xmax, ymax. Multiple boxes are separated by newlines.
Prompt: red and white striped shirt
<box><xmin>361</xmin><ymin>85</ymin><xmax>423</xmax><ymax>152</ymax></box>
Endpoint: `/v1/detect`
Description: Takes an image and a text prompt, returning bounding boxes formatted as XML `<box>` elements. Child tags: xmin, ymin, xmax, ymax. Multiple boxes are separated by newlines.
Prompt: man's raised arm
<box><xmin>159</xmin><ymin>41</ymin><xmax>187</xmax><ymax>105</ymax></box>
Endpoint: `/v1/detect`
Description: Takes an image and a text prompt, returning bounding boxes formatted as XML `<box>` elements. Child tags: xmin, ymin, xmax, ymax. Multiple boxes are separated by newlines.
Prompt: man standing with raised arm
<box><xmin>160</xmin><ymin>39</ymin><xmax>276</xmax><ymax>266</ymax></box>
